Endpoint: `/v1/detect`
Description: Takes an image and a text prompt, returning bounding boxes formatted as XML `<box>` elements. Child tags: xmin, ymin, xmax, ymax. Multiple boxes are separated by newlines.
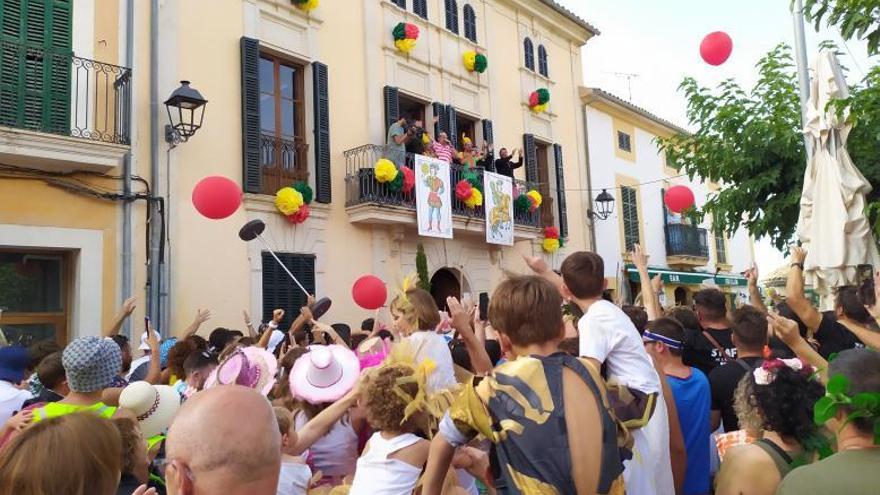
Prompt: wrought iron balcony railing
<box><xmin>665</xmin><ymin>223</ymin><xmax>710</xmax><ymax>258</ymax></box>
<box><xmin>260</xmin><ymin>133</ymin><xmax>309</xmax><ymax>195</ymax></box>
<box><xmin>344</xmin><ymin>144</ymin><xmax>541</xmax><ymax>228</ymax></box>
<box><xmin>0</xmin><ymin>40</ymin><xmax>132</xmax><ymax>145</ymax></box>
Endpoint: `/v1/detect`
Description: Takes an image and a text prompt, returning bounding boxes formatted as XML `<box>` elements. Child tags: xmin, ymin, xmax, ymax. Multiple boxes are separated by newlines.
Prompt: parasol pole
<box><xmin>792</xmin><ymin>0</ymin><xmax>813</xmax><ymax>160</ymax></box>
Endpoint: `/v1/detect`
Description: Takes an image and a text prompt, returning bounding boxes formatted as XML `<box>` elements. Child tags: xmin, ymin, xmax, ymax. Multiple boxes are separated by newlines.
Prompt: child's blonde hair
<box><xmin>389</xmin><ymin>288</ymin><xmax>441</xmax><ymax>331</ymax></box>
<box><xmin>362</xmin><ymin>364</ymin><xmax>420</xmax><ymax>432</ymax></box>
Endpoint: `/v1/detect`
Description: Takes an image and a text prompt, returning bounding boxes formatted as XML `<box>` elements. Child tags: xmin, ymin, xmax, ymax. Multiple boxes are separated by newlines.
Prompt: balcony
<box><xmin>0</xmin><ymin>41</ymin><xmax>131</xmax><ymax>173</ymax></box>
<box><xmin>344</xmin><ymin>144</ymin><xmax>541</xmax><ymax>237</ymax></box>
<box><xmin>260</xmin><ymin>133</ymin><xmax>309</xmax><ymax>195</ymax></box>
<box><xmin>665</xmin><ymin>223</ymin><xmax>710</xmax><ymax>267</ymax></box>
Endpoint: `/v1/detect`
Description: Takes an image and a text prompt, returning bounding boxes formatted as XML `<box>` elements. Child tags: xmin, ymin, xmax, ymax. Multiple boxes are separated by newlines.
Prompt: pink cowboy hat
<box><xmin>204</xmin><ymin>346</ymin><xmax>278</xmax><ymax>396</ymax></box>
<box><xmin>289</xmin><ymin>345</ymin><xmax>360</xmax><ymax>404</ymax></box>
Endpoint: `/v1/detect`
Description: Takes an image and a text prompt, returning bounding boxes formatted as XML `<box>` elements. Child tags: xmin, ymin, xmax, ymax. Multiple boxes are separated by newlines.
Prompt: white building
<box><xmin>581</xmin><ymin>88</ymin><xmax>755</xmax><ymax>308</ymax></box>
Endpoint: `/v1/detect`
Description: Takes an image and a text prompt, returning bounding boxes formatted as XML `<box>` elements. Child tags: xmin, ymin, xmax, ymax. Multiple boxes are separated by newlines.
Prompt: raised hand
<box><xmin>194</xmin><ymin>309</ymin><xmax>212</xmax><ymax>325</ymax></box>
<box><xmin>791</xmin><ymin>246</ymin><xmax>807</xmax><ymax>265</ymax></box>
<box><xmin>446</xmin><ymin>296</ymin><xmax>473</xmax><ymax>333</ymax></box>
<box><xmin>522</xmin><ymin>254</ymin><xmax>549</xmax><ymax>275</ymax></box>
<box><xmin>242</xmin><ymin>310</ymin><xmax>252</xmax><ymax>327</ymax></box>
<box><xmin>146</xmin><ymin>324</ymin><xmax>160</xmax><ymax>352</ymax></box>
<box><xmin>272</xmin><ymin>308</ymin><xmax>285</xmax><ymax>324</ymax></box>
<box><xmin>744</xmin><ymin>263</ymin><xmax>759</xmax><ymax>286</ymax></box>
<box><xmin>121</xmin><ymin>297</ymin><xmax>137</xmax><ymax>316</ymax></box>
<box><xmin>651</xmin><ymin>274</ymin><xmax>664</xmax><ymax>294</ymax></box>
<box><xmin>632</xmin><ymin>244</ymin><xmax>649</xmax><ymax>272</ymax></box>
<box><xmin>767</xmin><ymin>311</ymin><xmax>800</xmax><ymax>346</ymax></box>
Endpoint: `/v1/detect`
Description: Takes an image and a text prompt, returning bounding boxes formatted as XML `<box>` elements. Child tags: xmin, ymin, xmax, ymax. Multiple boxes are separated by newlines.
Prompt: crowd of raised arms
<box><xmin>0</xmin><ymin>243</ymin><xmax>878</xmax><ymax>495</ymax></box>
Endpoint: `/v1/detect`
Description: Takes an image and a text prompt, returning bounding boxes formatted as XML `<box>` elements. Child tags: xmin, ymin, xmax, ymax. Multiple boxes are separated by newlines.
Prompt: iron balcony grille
<box><xmin>665</xmin><ymin>223</ymin><xmax>710</xmax><ymax>258</ymax></box>
<box><xmin>260</xmin><ymin>132</ymin><xmax>309</xmax><ymax>195</ymax></box>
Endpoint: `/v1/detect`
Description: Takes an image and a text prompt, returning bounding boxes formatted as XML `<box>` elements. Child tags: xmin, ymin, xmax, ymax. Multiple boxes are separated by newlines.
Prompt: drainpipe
<box><xmin>147</xmin><ymin>0</ymin><xmax>162</xmax><ymax>332</ymax></box>
<box><xmin>121</xmin><ymin>0</ymin><xmax>135</xmax><ymax>338</ymax></box>
<box><xmin>582</xmin><ymin>103</ymin><xmax>597</xmax><ymax>252</ymax></box>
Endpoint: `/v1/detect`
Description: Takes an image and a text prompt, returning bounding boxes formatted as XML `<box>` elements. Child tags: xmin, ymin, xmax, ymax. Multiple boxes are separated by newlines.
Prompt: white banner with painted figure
<box><xmin>415</xmin><ymin>154</ymin><xmax>453</xmax><ymax>239</ymax></box>
<box><xmin>483</xmin><ymin>171</ymin><xmax>514</xmax><ymax>246</ymax></box>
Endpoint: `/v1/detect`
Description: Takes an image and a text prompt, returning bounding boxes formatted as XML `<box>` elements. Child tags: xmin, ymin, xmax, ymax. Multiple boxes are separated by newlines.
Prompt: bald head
<box><xmin>166</xmin><ymin>385</ymin><xmax>280</xmax><ymax>495</ymax></box>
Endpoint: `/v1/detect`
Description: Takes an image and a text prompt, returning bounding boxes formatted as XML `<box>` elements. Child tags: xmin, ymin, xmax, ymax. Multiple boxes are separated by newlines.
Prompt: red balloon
<box><xmin>191</xmin><ymin>176</ymin><xmax>242</xmax><ymax>220</ymax></box>
<box><xmin>352</xmin><ymin>275</ymin><xmax>387</xmax><ymax>310</ymax></box>
<box><xmin>664</xmin><ymin>185</ymin><xmax>696</xmax><ymax>213</ymax></box>
<box><xmin>700</xmin><ymin>31</ymin><xmax>733</xmax><ymax>66</ymax></box>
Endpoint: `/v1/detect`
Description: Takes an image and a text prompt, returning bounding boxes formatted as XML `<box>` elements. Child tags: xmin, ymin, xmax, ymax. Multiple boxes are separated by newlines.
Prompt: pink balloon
<box><xmin>191</xmin><ymin>176</ymin><xmax>242</xmax><ymax>220</ymax></box>
<box><xmin>700</xmin><ymin>31</ymin><xmax>733</xmax><ymax>66</ymax></box>
<box><xmin>352</xmin><ymin>275</ymin><xmax>387</xmax><ymax>310</ymax></box>
<box><xmin>664</xmin><ymin>185</ymin><xmax>696</xmax><ymax>213</ymax></box>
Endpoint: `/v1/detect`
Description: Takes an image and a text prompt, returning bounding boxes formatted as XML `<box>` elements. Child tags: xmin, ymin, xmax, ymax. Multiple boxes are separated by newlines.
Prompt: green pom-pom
<box><xmin>388</xmin><ymin>170</ymin><xmax>404</xmax><ymax>192</ymax></box>
<box><xmin>515</xmin><ymin>194</ymin><xmax>531</xmax><ymax>214</ymax></box>
<box><xmin>474</xmin><ymin>54</ymin><xmax>488</xmax><ymax>73</ymax></box>
<box><xmin>292</xmin><ymin>182</ymin><xmax>313</xmax><ymax>204</ymax></box>
<box><xmin>536</xmin><ymin>88</ymin><xmax>550</xmax><ymax>105</ymax></box>
<box><xmin>392</xmin><ymin>22</ymin><xmax>407</xmax><ymax>41</ymax></box>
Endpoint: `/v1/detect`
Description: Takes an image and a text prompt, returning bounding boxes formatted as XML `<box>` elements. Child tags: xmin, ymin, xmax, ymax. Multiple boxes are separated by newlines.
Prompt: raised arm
<box><xmin>292</xmin><ymin>388</ymin><xmax>359</xmax><ymax>455</ymax></box>
<box><xmin>310</xmin><ymin>320</ymin><xmax>351</xmax><ymax>349</ymax></box>
<box><xmin>745</xmin><ymin>264</ymin><xmax>768</xmax><ymax>314</ymax></box>
<box><xmin>181</xmin><ymin>309</ymin><xmax>212</xmax><ymax>338</ymax></box>
<box><xmin>242</xmin><ymin>310</ymin><xmax>257</xmax><ymax>338</ymax></box>
<box><xmin>768</xmin><ymin>312</ymin><xmax>828</xmax><ymax>384</ymax></box>
<box><xmin>448</xmin><ymin>297</ymin><xmax>493</xmax><ymax>375</ymax></box>
<box><xmin>143</xmin><ymin>328</ymin><xmax>162</xmax><ymax>385</ymax></box>
<box><xmin>523</xmin><ymin>255</ymin><xmax>565</xmax><ymax>296</ymax></box>
<box><xmin>785</xmin><ymin>247</ymin><xmax>822</xmax><ymax>331</ymax></box>
<box><xmin>633</xmin><ymin>244</ymin><xmax>661</xmax><ymax>321</ymax></box>
<box><xmin>103</xmin><ymin>297</ymin><xmax>137</xmax><ymax>338</ymax></box>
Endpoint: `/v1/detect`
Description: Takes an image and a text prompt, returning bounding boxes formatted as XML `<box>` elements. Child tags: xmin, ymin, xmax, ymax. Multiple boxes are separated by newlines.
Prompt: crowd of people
<box><xmin>0</xmin><ymin>242</ymin><xmax>878</xmax><ymax>495</ymax></box>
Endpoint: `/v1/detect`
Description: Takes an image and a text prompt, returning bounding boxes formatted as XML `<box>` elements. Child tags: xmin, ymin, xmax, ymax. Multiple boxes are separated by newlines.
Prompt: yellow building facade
<box><xmin>0</xmin><ymin>0</ymin><xmax>600</xmax><ymax>341</ymax></box>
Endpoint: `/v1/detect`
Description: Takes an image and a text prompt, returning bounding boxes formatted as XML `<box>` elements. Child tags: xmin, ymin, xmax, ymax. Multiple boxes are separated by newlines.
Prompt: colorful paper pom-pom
<box><xmin>292</xmin><ymin>182</ymin><xmax>313</xmax><ymax>205</ymax></box>
<box><xmin>536</xmin><ymin>88</ymin><xmax>550</xmax><ymax>105</ymax></box>
<box><xmin>528</xmin><ymin>91</ymin><xmax>540</xmax><ymax>107</ymax></box>
<box><xmin>526</xmin><ymin>190</ymin><xmax>543</xmax><ymax>209</ymax></box>
<box><xmin>375</xmin><ymin>159</ymin><xmax>399</xmax><ymax>183</ymax></box>
<box><xmin>275</xmin><ymin>187</ymin><xmax>304</xmax><ymax>216</ymax></box>
<box><xmin>464</xmin><ymin>188</ymin><xmax>483</xmax><ymax>208</ymax></box>
<box><xmin>287</xmin><ymin>203</ymin><xmax>311</xmax><ymax>224</ymax></box>
<box><xmin>292</xmin><ymin>0</ymin><xmax>318</xmax><ymax>11</ymax></box>
<box><xmin>514</xmin><ymin>194</ymin><xmax>531</xmax><ymax>214</ymax></box>
<box><xmin>388</xmin><ymin>170</ymin><xmax>405</xmax><ymax>193</ymax></box>
<box><xmin>544</xmin><ymin>226</ymin><xmax>560</xmax><ymax>239</ymax></box>
<box><xmin>463</xmin><ymin>51</ymin><xmax>477</xmax><ymax>71</ymax></box>
<box><xmin>401</xmin><ymin>166</ymin><xmax>415</xmax><ymax>194</ymax></box>
<box><xmin>455</xmin><ymin>179</ymin><xmax>474</xmax><ymax>201</ymax></box>
<box><xmin>392</xmin><ymin>22</ymin><xmax>407</xmax><ymax>40</ymax></box>
<box><xmin>421</xmin><ymin>132</ymin><xmax>430</xmax><ymax>145</ymax></box>
<box><xmin>394</xmin><ymin>38</ymin><xmax>417</xmax><ymax>54</ymax></box>
<box><xmin>473</xmin><ymin>53</ymin><xmax>488</xmax><ymax>73</ymax></box>
<box><xmin>542</xmin><ymin>238</ymin><xmax>560</xmax><ymax>253</ymax></box>
<box><xmin>531</xmin><ymin>102</ymin><xmax>549</xmax><ymax>114</ymax></box>
<box><xmin>404</xmin><ymin>23</ymin><xmax>419</xmax><ymax>40</ymax></box>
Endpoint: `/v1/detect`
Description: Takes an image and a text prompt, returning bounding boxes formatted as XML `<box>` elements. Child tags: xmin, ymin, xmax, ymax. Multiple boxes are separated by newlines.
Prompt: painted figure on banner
<box><xmin>415</xmin><ymin>154</ymin><xmax>453</xmax><ymax>239</ymax></box>
<box><xmin>484</xmin><ymin>171</ymin><xmax>514</xmax><ymax>246</ymax></box>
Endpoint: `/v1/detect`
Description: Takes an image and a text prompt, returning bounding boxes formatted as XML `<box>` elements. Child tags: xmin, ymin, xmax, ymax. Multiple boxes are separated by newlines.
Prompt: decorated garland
<box><xmin>462</xmin><ymin>50</ymin><xmax>488</xmax><ymax>73</ymax></box>
<box><xmin>455</xmin><ymin>179</ymin><xmax>483</xmax><ymax>209</ymax></box>
<box><xmin>274</xmin><ymin>181</ymin><xmax>313</xmax><ymax>224</ymax></box>
<box><xmin>291</xmin><ymin>0</ymin><xmax>319</xmax><ymax>12</ymax></box>
<box><xmin>542</xmin><ymin>226</ymin><xmax>563</xmax><ymax>253</ymax></box>
<box><xmin>393</xmin><ymin>22</ymin><xmax>419</xmax><ymax>54</ymax></box>
<box><xmin>528</xmin><ymin>88</ymin><xmax>550</xmax><ymax>113</ymax></box>
<box><xmin>374</xmin><ymin>159</ymin><xmax>415</xmax><ymax>194</ymax></box>
<box><xmin>514</xmin><ymin>189</ymin><xmax>542</xmax><ymax>214</ymax></box>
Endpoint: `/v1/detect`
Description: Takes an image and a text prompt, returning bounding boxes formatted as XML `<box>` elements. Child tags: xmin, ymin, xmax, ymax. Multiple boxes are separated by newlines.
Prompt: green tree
<box><xmin>802</xmin><ymin>0</ymin><xmax>880</xmax><ymax>54</ymax></box>
<box><xmin>416</xmin><ymin>243</ymin><xmax>431</xmax><ymax>292</ymax></box>
<box><xmin>659</xmin><ymin>44</ymin><xmax>880</xmax><ymax>249</ymax></box>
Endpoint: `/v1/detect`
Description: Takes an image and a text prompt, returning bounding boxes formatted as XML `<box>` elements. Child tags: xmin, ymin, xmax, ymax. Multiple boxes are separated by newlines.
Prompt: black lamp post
<box><xmin>164</xmin><ymin>80</ymin><xmax>207</xmax><ymax>145</ymax></box>
<box><xmin>588</xmin><ymin>189</ymin><xmax>615</xmax><ymax>221</ymax></box>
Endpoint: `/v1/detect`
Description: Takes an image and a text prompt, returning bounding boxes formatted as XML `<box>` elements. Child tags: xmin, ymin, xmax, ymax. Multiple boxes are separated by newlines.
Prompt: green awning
<box><xmin>625</xmin><ymin>265</ymin><xmax>747</xmax><ymax>287</ymax></box>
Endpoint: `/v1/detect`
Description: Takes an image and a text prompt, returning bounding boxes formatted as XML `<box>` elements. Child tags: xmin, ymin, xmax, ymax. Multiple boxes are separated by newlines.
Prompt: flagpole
<box><xmin>792</xmin><ymin>0</ymin><xmax>812</xmax><ymax>160</ymax></box>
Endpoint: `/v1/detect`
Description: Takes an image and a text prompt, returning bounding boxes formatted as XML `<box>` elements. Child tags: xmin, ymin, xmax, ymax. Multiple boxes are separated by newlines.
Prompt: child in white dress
<box><xmin>274</xmin><ymin>407</ymin><xmax>313</xmax><ymax>495</ymax></box>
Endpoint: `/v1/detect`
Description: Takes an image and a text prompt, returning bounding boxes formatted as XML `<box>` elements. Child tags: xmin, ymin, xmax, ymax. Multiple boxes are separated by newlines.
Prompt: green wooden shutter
<box><xmin>553</xmin><ymin>143</ymin><xmax>568</xmax><ymax>238</ymax></box>
<box><xmin>523</xmin><ymin>133</ymin><xmax>537</xmax><ymax>182</ymax></box>
<box><xmin>0</xmin><ymin>0</ymin><xmax>25</xmax><ymax>127</ymax></box>
<box><xmin>446</xmin><ymin>105</ymin><xmax>457</xmax><ymax>150</ymax></box>
<box><xmin>413</xmin><ymin>0</ymin><xmax>428</xmax><ymax>19</ymax></box>
<box><xmin>43</xmin><ymin>0</ymin><xmax>71</xmax><ymax>134</ymax></box>
<box><xmin>240</xmin><ymin>37</ymin><xmax>262</xmax><ymax>194</ymax></box>
<box><xmin>432</xmin><ymin>101</ymin><xmax>445</xmax><ymax>138</ymax></box>
<box><xmin>621</xmin><ymin>186</ymin><xmax>640</xmax><ymax>251</ymax></box>
<box><xmin>445</xmin><ymin>0</ymin><xmax>458</xmax><ymax>34</ymax></box>
<box><xmin>261</xmin><ymin>252</ymin><xmax>315</xmax><ymax>329</ymax></box>
<box><xmin>383</xmin><ymin>85</ymin><xmax>399</xmax><ymax>131</ymax></box>
<box><xmin>481</xmin><ymin>119</ymin><xmax>493</xmax><ymax>146</ymax></box>
<box><xmin>312</xmin><ymin>61</ymin><xmax>331</xmax><ymax>203</ymax></box>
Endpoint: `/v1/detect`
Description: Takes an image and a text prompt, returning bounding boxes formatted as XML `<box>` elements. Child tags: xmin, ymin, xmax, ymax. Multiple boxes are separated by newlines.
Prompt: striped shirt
<box><xmin>431</xmin><ymin>141</ymin><xmax>456</xmax><ymax>163</ymax></box>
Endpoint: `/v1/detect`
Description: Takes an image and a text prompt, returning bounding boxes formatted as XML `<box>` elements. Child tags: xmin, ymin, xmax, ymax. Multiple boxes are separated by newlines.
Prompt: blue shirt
<box><xmin>667</xmin><ymin>367</ymin><xmax>711</xmax><ymax>495</ymax></box>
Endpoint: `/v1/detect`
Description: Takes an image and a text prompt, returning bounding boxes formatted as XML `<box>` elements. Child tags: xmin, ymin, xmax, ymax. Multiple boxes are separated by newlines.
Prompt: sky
<box><xmin>555</xmin><ymin>0</ymin><xmax>879</xmax><ymax>276</ymax></box>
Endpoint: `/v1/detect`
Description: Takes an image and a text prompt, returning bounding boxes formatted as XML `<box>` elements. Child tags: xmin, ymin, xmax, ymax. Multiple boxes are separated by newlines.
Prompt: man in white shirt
<box><xmin>0</xmin><ymin>345</ymin><xmax>33</xmax><ymax>424</ymax></box>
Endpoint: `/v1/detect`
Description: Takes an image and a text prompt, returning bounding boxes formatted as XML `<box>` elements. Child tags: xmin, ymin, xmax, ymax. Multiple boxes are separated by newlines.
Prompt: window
<box><xmin>413</xmin><ymin>0</ymin><xmax>428</xmax><ymax>19</ymax></box>
<box><xmin>391</xmin><ymin>0</ymin><xmax>406</xmax><ymax>8</ymax></box>
<box><xmin>523</xmin><ymin>37</ymin><xmax>534</xmax><ymax>70</ymax></box>
<box><xmin>621</xmin><ymin>186</ymin><xmax>640</xmax><ymax>251</ymax></box>
<box><xmin>715</xmin><ymin>232</ymin><xmax>728</xmax><ymax>265</ymax></box>
<box><xmin>259</xmin><ymin>53</ymin><xmax>307</xmax><ymax>194</ymax></box>
<box><xmin>463</xmin><ymin>4</ymin><xmax>477</xmax><ymax>42</ymax></box>
<box><xmin>535</xmin><ymin>142</ymin><xmax>555</xmax><ymax>228</ymax></box>
<box><xmin>617</xmin><ymin>130</ymin><xmax>632</xmax><ymax>153</ymax></box>
<box><xmin>537</xmin><ymin>44</ymin><xmax>548</xmax><ymax>77</ymax></box>
<box><xmin>0</xmin><ymin>251</ymin><xmax>69</xmax><ymax>345</ymax></box>
<box><xmin>445</xmin><ymin>0</ymin><xmax>459</xmax><ymax>34</ymax></box>
<box><xmin>261</xmin><ymin>252</ymin><xmax>315</xmax><ymax>330</ymax></box>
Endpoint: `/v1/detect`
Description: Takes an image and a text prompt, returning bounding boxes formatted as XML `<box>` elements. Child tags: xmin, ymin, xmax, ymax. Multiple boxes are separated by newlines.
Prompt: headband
<box><xmin>643</xmin><ymin>331</ymin><xmax>683</xmax><ymax>350</ymax></box>
<box><xmin>753</xmin><ymin>357</ymin><xmax>813</xmax><ymax>386</ymax></box>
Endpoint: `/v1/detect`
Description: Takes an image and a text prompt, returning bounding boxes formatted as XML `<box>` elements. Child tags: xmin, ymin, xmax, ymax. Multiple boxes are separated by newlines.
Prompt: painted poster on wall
<box><xmin>415</xmin><ymin>154</ymin><xmax>453</xmax><ymax>239</ymax></box>
<box><xmin>484</xmin><ymin>171</ymin><xmax>514</xmax><ymax>246</ymax></box>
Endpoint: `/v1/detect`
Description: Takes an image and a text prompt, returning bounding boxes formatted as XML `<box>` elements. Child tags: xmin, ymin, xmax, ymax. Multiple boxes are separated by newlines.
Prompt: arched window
<box><xmin>463</xmin><ymin>4</ymin><xmax>477</xmax><ymax>43</ymax></box>
<box><xmin>413</xmin><ymin>0</ymin><xmax>428</xmax><ymax>19</ymax></box>
<box><xmin>445</xmin><ymin>0</ymin><xmax>459</xmax><ymax>34</ymax></box>
<box><xmin>538</xmin><ymin>44</ymin><xmax>548</xmax><ymax>77</ymax></box>
<box><xmin>523</xmin><ymin>37</ymin><xmax>534</xmax><ymax>70</ymax></box>
<box><xmin>391</xmin><ymin>0</ymin><xmax>405</xmax><ymax>9</ymax></box>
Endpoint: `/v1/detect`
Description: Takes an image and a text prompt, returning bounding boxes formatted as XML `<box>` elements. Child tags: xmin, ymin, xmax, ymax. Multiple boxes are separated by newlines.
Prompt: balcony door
<box><xmin>259</xmin><ymin>53</ymin><xmax>307</xmax><ymax>194</ymax></box>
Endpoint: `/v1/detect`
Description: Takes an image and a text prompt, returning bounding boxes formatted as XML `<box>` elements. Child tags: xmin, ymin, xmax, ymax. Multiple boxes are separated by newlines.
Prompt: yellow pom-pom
<box><xmin>542</xmin><ymin>238</ymin><xmax>560</xmax><ymax>253</ymax></box>
<box><xmin>296</xmin><ymin>0</ymin><xmax>319</xmax><ymax>11</ymax></box>
<box><xmin>531</xmin><ymin>102</ymin><xmax>549</xmax><ymax>113</ymax></box>
<box><xmin>395</xmin><ymin>38</ymin><xmax>417</xmax><ymax>53</ymax></box>
<box><xmin>526</xmin><ymin>190</ymin><xmax>543</xmax><ymax>208</ymax></box>
<box><xmin>275</xmin><ymin>187</ymin><xmax>303</xmax><ymax>216</ymax></box>
<box><xmin>422</xmin><ymin>132</ymin><xmax>430</xmax><ymax>145</ymax></box>
<box><xmin>375</xmin><ymin>159</ymin><xmax>399</xmax><ymax>183</ymax></box>
<box><xmin>462</xmin><ymin>50</ymin><xmax>476</xmax><ymax>71</ymax></box>
<box><xmin>464</xmin><ymin>188</ymin><xmax>483</xmax><ymax>208</ymax></box>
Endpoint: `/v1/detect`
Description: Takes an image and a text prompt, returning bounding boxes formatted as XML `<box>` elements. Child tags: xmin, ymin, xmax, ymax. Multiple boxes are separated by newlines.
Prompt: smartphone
<box><xmin>479</xmin><ymin>292</ymin><xmax>489</xmax><ymax>321</ymax></box>
<box><xmin>144</xmin><ymin>316</ymin><xmax>150</xmax><ymax>333</ymax></box>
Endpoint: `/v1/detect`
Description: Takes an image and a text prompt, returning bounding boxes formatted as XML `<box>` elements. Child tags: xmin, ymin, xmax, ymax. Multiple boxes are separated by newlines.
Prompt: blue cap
<box><xmin>0</xmin><ymin>346</ymin><xmax>30</xmax><ymax>383</ymax></box>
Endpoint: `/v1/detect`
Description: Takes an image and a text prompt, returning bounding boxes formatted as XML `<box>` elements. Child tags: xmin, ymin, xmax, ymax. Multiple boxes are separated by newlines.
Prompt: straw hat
<box><xmin>290</xmin><ymin>345</ymin><xmax>359</xmax><ymax>404</ymax></box>
<box><xmin>119</xmin><ymin>381</ymin><xmax>181</xmax><ymax>438</ymax></box>
<box><xmin>204</xmin><ymin>346</ymin><xmax>278</xmax><ymax>396</ymax></box>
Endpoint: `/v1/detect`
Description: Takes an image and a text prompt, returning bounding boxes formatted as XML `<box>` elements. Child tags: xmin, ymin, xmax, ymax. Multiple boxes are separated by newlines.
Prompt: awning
<box><xmin>624</xmin><ymin>265</ymin><xmax>747</xmax><ymax>287</ymax></box>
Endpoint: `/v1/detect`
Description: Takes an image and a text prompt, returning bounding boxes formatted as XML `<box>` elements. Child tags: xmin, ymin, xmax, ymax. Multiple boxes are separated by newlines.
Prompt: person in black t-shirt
<box><xmin>709</xmin><ymin>305</ymin><xmax>767</xmax><ymax>432</ymax></box>
<box><xmin>683</xmin><ymin>288</ymin><xmax>736</xmax><ymax>375</ymax></box>
<box><xmin>489</xmin><ymin>147</ymin><xmax>523</xmax><ymax>179</ymax></box>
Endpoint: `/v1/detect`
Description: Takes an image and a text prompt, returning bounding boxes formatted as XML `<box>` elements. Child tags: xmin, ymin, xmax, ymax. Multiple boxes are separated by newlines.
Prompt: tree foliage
<box><xmin>802</xmin><ymin>0</ymin><xmax>880</xmax><ymax>54</ymax></box>
<box><xmin>416</xmin><ymin>243</ymin><xmax>431</xmax><ymax>292</ymax></box>
<box><xmin>659</xmin><ymin>44</ymin><xmax>880</xmax><ymax>250</ymax></box>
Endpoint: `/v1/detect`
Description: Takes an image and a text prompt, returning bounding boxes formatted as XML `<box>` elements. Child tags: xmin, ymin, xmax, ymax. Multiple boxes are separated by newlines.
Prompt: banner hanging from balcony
<box><xmin>484</xmin><ymin>171</ymin><xmax>514</xmax><ymax>246</ymax></box>
<box><xmin>415</xmin><ymin>155</ymin><xmax>453</xmax><ymax>239</ymax></box>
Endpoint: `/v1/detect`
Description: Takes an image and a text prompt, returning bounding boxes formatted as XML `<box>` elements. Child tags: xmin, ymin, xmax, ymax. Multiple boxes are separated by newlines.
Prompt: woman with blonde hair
<box><xmin>389</xmin><ymin>286</ymin><xmax>456</xmax><ymax>392</ymax></box>
<box><xmin>0</xmin><ymin>412</ymin><xmax>152</xmax><ymax>495</ymax></box>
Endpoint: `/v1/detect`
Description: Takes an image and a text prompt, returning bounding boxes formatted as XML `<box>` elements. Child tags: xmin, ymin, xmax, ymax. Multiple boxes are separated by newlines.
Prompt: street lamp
<box><xmin>587</xmin><ymin>189</ymin><xmax>615</xmax><ymax>221</ymax></box>
<box><xmin>164</xmin><ymin>80</ymin><xmax>207</xmax><ymax>145</ymax></box>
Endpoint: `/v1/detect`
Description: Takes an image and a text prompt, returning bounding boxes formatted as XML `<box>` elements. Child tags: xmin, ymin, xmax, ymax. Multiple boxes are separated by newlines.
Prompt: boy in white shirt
<box><xmin>526</xmin><ymin>252</ymin><xmax>674</xmax><ymax>495</ymax></box>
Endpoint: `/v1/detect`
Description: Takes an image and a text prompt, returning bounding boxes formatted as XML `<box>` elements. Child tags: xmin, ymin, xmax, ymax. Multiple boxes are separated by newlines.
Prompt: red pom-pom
<box><xmin>528</xmin><ymin>92</ymin><xmax>539</xmax><ymax>107</ymax></box>
<box><xmin>401</xmin><ymin>166</ymin><xmax>415</xmax><ymax>194</ymax></box>
<box><xmin>544</xmin><ymin>226</ymin><xmax>559</xmax><ymax>239</ymax></box>
<box><xmin>191</xmin><ymin>176</ymin><xmax>242</xmax><ymax>220</ymax></box>
<box><xmin>455</xmin><ymin>179</ymin><xmax>474</xmax><ymax>201</ymax></box>
<box><xmin>286</xmin><ymin>203</ymin><xmax>311</xmax><ymax>224</ymax></box>
<box><xmin>664</xmin><ymin>185</ymin><xmax>696</xmax><ymax>213</ymax></box>
<box><xmin>404</xmin><ymin>23</ymin><xmax>419</xmax><ymax>40</ymax></box>
<box><xmin>352</xmin><ymin>275</ymin><xmax>387</xmax><ymax>310</ymax></box>
<box><xmin>700</xmin><ymin>31</ymin><xmax>733</xmax><ymax>66</ymax></box>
